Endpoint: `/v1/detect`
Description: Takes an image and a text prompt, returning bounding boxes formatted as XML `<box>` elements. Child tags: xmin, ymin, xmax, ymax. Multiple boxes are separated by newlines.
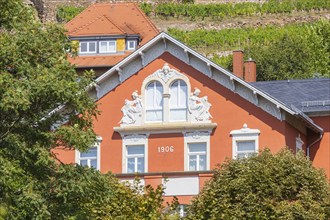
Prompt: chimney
<box><xmin>244</xmin><ymin>58</ymin><xmax>256</xmax><ymax>82</ymax></box>
<box><xmin>232</xmin><ymin>50</ymin><xmax>244</xmax><ymax>79</ymax></box>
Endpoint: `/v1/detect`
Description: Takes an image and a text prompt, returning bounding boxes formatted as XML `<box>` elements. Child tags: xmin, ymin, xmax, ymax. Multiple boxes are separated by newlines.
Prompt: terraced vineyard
<box><xmin>139</xmin><ymin>1</ymin><xmax>329</xmax><ymax>80</ymax></box>
<box><xmin>53</xmin><ymin>0</ymin><xmax>329</xmax><ymax>80</ymax></box>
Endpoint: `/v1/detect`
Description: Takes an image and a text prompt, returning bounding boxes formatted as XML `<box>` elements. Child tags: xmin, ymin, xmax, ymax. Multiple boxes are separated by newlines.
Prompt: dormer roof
<box><xmin>65</xmin><ymin>3</ymin><xmax>159</xmax><ymax>45</ymax></box>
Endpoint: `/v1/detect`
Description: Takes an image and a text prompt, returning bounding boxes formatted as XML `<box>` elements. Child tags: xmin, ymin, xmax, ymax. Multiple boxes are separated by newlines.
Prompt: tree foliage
<box><xmin>0</xmin><ymin>1</ymin><xmax>170</xmax><ymax>219</ymax></box>
<box><xmin>186</xmin><ymin>149</ymin><xmax>330</xmax><ymax>220</ymax></box>
<box><xmin>250</xmin><ymin>20</ymin><xmax>330</xmax><ymax>80</ymax></box>
<box><xmin>169</xmin><ymin>20</ymin><xmax>329</xmax><ymax>80</ymax></box>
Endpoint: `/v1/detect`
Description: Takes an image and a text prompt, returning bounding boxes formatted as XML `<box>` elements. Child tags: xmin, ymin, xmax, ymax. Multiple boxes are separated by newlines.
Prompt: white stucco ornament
<box><xmin>188</xmin><ymin>88</ymin><xmax>212</xmax><ymax>122</ymax></box>
<box><xmin>119</xmin><ymin>90</ymin><xmax>143</xmax><ymax>125</ymax></box>
<box><xmin>156</xmin><ymin>63</ymin><xmax>175</xmax><ymax>83</ymax></box>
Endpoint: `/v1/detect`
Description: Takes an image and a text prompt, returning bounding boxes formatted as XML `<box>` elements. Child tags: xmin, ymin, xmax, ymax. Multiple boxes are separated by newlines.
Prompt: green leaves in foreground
<box><xmin>186</xmin><ymin>149</ymin><xmax>330</xmax><ymax>220</ymax></box>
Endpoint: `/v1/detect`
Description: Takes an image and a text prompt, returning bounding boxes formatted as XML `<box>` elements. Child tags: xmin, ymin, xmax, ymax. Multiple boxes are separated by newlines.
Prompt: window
<box><xmin>145</xmin><ymin>81</ymin><xmax>163</xmax><ymax>122</ymax></box>
<box><xmin>79</xmin><ymin>41</ymin><xmax>96</xmax><ymax>54</ymax></box>
<box><xmin>99</xmin><ymin>41</ymin><xmax>116</xmax><ymax>53</ymax></box>
<box><xmin>230</xmin><ymin>124</ymin><xmax>260</xmax><ymax>159</ymax></box>
<box><xmin>188</xmin><ymin>143</ymin><xmax>206</xmax><ymax>171</ymax></box>
<box><xmin>236</xmin><ymin>141</ymin><xmax>257</xmax><ymax>159</ymax></box>
<box><xmin>127</xmin><ymin>40</ymin><xmax>136</xmax><ymax>50</ymax></box>
<box><xmin>126</xmin><ymin>145</ymin><xmax>145</xmax><ymax>173</ymax></box>
<box><xmin>296</xmin><ymin>134</ymin><xmax>304</xmax><ymax>152</ymax></box>
<box><xmin>76</xmin><ymin>137</ymin><xmax>101</xmax><ymax>170</ymax></box>
<box><xmin>184</xmin><ymin>131</ymin><xmax>210</xmax><ymax>171</ymax></box>
<box><xmin>170</xmin><ymin>80</ymin><xmax>188</xmax><ymax>121</ymax></box>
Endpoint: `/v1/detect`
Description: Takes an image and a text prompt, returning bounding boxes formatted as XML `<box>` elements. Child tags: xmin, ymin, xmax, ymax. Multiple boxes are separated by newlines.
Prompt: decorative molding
<box><xmin>143</xmin><ymin>43</ymin><xmax>164</xmax><ymax>66</ymax></box>
<box><xmin>122</xmin><ymin>58</ymin><xmax>142</xmax><ymax>82</ymax></box>
<box><xmin>122</xmin><ymin>133</ymin><xmax>148</xmax><ymax>145</ymax></box>
<box><xmin>259</xmin><ymin>97</ymin><xmax>282</xmax><ymax>120</ymax></box>
<box><xmin>230</xmin><ymin>123</ymin><xmax>260</xmax><ymax>136</ymax></box>
<box><xmin>114</xmin><ymin>122</ymin><xmax>217</xmax><ymax>135</ymax></box>
<box><xmin>116</xmin><ymin>67</ymin><xmax>122</xmax><ymax>82</ymax></box>
<box><xmin>188</xmin><ymin>88</ymin><xmax>212</xmax><ymax>122</ymax></box>
<box><xmin>119</xmin><ymin>91</ymin><xmax>143</xmax><ymax>126</ymax></box>
<box><xmin>236</xmin><ymin>84</ymin><xmax>258</xmax><ymax>105</ymax></box>
<box><xmin>184</xmin><ymin>49</ymin><xmax>190</xmax><ymax>64</ymax></box>
<box><xmin>139</xmin><ymin>51</ymin><xmax>145</xmax><ymax>66</ymax></box>
<box><xmin>184</xmin><ymin>131</ymin><xmax>211</xmax><ymax>140</ymax></box>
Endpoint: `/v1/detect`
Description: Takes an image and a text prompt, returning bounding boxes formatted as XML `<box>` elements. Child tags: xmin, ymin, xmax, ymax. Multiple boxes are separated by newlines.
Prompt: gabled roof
<box><xmin>88</xmin><ymin>32</ymin><xmax>323</xmax><ymax>134</ymax></box>
<box><xmin>252</xmin><ymin>78</ymin><xmax>330</xmax><ymax>115</ymax></box>
<box><xmin>65</xmin><ymin>3</ymin><xmax>159</xmax><ymax>45</ymax></box>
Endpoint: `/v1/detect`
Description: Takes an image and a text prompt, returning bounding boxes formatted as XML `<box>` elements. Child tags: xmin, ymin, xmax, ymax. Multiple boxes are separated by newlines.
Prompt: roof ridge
<box><xmin>133</xmin><ymin>3</ymin><xmax>159</xmax><ymax>34</ymax></box>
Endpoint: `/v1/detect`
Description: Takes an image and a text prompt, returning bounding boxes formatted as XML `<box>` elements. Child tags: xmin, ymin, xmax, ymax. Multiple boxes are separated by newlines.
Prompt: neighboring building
<box><xmin>65</xmin><ymin>3</ymin><xmax>159</xmax><ymax>77</ymax></box>
<box><xmin>54</xmin><ymin>32</ymin><xmax>330</xmax><ymax>208</ymax></box>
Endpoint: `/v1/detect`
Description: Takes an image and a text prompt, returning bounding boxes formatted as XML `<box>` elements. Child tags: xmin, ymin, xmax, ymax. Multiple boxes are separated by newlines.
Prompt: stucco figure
<box><xmin>188</xmin><ymin>88</ymin><xmax>212</xmax><ymax>121</ymax></box>
<box><xmin>120</xmin><ymin>91</ymin><xmax>143</xmax><ymax>124</ymax></box>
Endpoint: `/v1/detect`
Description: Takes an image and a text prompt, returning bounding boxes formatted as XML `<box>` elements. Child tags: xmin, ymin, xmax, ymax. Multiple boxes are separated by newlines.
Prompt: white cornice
<box><xmin>114</xmin><ymin>122</ymin><xmax>217</xmax><ymax>135</ymax></box>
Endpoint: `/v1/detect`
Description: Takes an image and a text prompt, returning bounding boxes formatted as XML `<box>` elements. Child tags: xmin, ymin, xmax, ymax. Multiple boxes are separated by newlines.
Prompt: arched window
<box><xmin>170</xmin><ymin>80</ymin><xmax>188</xmax><ymax>121</ymax></box>
<box><xmin>145</xmin><ymin>81</ymin><xmax>163</xmax><ymax>122</ymax></box>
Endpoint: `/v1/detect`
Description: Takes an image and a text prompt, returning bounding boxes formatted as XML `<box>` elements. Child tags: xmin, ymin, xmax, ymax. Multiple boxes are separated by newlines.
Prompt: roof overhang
<box><xmin>87</xmin><ymin>32</ymin><xmax>323</xmax><ymax>135</ymax></box>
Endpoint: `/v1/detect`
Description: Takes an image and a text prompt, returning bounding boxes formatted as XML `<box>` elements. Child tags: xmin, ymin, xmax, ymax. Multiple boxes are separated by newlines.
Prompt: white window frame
<box><xmin>79</xmin><ymin>41</ymin><xmax>97</xmax><ymax>54</ymax></box>
<box><xmin>184</xmin><ymin>131</ymin><xmax>210</xmax><ymax>171</ymax></box>
<box><xmin>169</xmin><ymin>80</ymin><xmax>188</xmax><ymax>122</ymax></box>
<box><xmin>230</xmin><ymin>124</ymin><xmax>260</xmax><ymax>159</ymax></box>
<box><xmin>145</xmin><ymin>81</ymin><xmax>164</xmax><ymax>122</ymax></box>
<box><xmin>141</xmin><ymin>65</ymin><xmax>191</xmax><ymax>124</ymax></box>
<box><xmin>122</xmin><ymin>134</ymin><xmax>148</xmax><ymax>173</ymax></box>
<box><xmin>99</xmin><ymin>40</ymin><xmax>116</xmax><ymax>53</ymax></box>
<box><xmin>187</xmin><ymin>143</ymin><xmax>207</xmax><ymax>171</ymax></box>
<box><xmin>75</xmin><ymin>136</ymin><xmax>102</xmax><ymax>170</ymax></box>
<box><xmin>127</xmin><ymin>40</ymin><xmax>136</xmax><ymax>50</ymax></box>
<box><xmin>296</xmin><ymin>134</ymin><xmax>304</xmax><ymax>152</ymax></box>
<box><xmin>126</xmin><ymin>145</ymin><xmax>145</xmax><ymax>173</ymax></box>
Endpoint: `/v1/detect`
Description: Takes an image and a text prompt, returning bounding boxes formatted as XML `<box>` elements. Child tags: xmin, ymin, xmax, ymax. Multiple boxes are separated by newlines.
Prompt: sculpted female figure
<box><xmin>120</xmin><ymin>90</ymin><xmax>143</xmax><ymax>124</ymax></box>
<box><xmin>188</xmin><ymin>88</ymin><xmax>212</xmax><ymax>121</ymax></box>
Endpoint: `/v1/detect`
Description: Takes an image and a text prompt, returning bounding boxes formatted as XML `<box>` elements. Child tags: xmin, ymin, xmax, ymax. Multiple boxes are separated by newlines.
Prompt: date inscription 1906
<box><xmin>158</xmin><ymin>146</ymin><xmax>174</xmax><ymax>153</ymax></box>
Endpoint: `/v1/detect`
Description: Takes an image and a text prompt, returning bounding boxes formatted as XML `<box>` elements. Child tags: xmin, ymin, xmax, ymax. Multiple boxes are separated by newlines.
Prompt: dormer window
<box><xmin>79</xmin><ymin>41</ymin><xmax>97</xmax><ymax>54</ymax></box>
<box><xmin>99</xmin><ymin>41</ymin><xmax>116</xmax><ymax>53</ymax></box>
<box><xmin>127</xmin><ymin>40</ymin><xmax>136</xmax><ymax>50</ymax></box>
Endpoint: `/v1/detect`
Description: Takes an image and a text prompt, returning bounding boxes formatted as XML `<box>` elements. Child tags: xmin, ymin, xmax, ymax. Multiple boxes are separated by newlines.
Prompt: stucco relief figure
<box><xmin>188</xmin><ymin>88</ymin><xmax>212</xmax><ymax>121</ymax></box>
<box><xmin>119</xmin><ymin>91</ymin><xmax>143</xmax><ymax>125</ymax></box>
<box><xmin>157</xmin><ymin>63</ymin><xmax>175</xmax><ymax>83</ymax></box>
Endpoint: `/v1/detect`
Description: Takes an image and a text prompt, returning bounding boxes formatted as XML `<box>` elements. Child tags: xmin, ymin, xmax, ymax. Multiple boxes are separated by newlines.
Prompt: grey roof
<box><xmin>252</xmin><ymin>78</ymin><xmax>330</xmax><ymax>115</ymax></box>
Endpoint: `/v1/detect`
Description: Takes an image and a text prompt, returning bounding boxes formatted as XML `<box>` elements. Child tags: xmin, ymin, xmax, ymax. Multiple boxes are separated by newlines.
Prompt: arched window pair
<box><xmin>145</xmin><ymin>80</ymin><xmax>188</xmax><ymax>122</ymax></box>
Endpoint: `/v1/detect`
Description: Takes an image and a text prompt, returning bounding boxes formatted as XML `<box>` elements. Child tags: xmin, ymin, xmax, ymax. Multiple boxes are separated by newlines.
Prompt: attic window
<box><xmin>127</xmin><ymin>40</ymin><xmax>136</xmax><ymax>50</ymax></box>
<box><xmin>79</xmin><ymin>41</ymin><xmax>96</xmax><ymax>54</ymax></box>
<box><xmin>99</xmin><ymin>41</ymin><xmax>116</xmax><ymax>53</ymax></box>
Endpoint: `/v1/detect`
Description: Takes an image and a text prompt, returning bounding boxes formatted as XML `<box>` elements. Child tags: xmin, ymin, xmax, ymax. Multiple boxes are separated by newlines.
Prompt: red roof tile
<box><xmin>65</xmin><ymin>3</ymin><xmax>159</xmax><ymax>44</ymax></box>
<box><xmin>65</xmin><ymin>3</ymin><xmax>158</xmax><ymax>68</ymax></box>
<box><xmin>68</xmin><ymin>53</ymin><xmax>131</xmax><ymax>68</ymax></box>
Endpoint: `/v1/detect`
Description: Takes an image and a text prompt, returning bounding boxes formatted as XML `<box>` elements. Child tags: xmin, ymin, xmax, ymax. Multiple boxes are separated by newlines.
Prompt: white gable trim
<box><xmin>89</xmin><ymin>32</ymin><xmax>322</xmax><ymax>134</ymax></box>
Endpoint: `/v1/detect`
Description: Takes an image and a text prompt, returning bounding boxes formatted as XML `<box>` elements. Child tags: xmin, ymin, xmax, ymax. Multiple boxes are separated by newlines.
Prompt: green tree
<box><xmin>250</xmin><ymin>20</ymin><xmax>330</xmax><ymax>81</ymax></box>
<box><xmin>0</xmin><ymin>1</ymin><xmax>169</xmax><ymax>219</ymax></box>
<box><xmin>186</xmin><ymin>149</ymin><xmax>330</xmax><ymax>220</ymax></box>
